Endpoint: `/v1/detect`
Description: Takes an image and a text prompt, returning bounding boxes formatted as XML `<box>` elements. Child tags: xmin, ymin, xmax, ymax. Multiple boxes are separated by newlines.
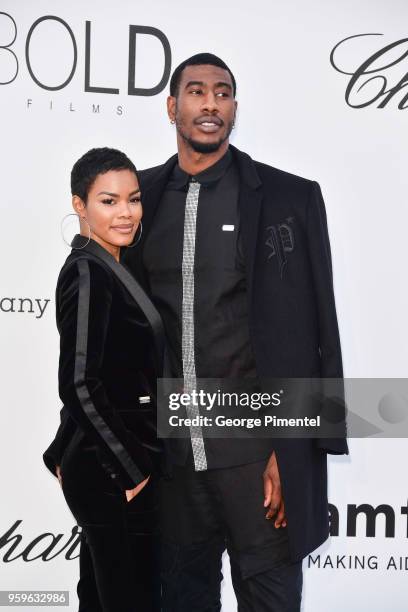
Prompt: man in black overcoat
<box><xmin>123</xmin><ymin>53</ymin><xmax>348</xmax><ymax>611</ymax></box>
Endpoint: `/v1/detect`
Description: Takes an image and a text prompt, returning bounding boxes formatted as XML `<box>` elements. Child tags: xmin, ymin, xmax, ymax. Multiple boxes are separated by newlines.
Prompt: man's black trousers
<box><xmin>160</xmin><ymin>456</ymin><xmax>303</xmax><ymax>611</ymax></box>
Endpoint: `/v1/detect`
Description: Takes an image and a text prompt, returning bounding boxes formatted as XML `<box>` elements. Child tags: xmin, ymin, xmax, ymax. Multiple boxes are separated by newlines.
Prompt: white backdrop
<box><xmin>1</xmin><ymin>0</ymin><xmax>407</xmax><ymax>610</ymax></box>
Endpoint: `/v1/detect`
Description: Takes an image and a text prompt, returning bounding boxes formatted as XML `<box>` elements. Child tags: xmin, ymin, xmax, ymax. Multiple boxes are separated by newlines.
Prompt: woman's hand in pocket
<box><xmin>56</xmin><ymin>465</ymin><xmax>62</xmax><ymax>486</ymax></box>
<box><xmin>125</xmin><ymin>475</ymin><xmax>150</xmax><ymax>502</ymax></box>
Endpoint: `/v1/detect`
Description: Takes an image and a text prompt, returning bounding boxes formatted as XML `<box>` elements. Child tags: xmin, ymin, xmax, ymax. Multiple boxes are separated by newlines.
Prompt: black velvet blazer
<box><xmin>43</xmin><ymin>235</ymin><xmax>164</xmax><ymax>490</ymax></box>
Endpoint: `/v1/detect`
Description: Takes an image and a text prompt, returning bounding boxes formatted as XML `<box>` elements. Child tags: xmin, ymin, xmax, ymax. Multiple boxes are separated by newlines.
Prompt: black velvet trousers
<box><xmin>60</xmin><ymin>439</ymin><xmax>161</xmax><ymax>612</ymax></box>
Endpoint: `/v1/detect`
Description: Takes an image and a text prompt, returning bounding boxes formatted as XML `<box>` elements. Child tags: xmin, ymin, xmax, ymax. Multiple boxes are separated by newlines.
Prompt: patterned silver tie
<box><xmin>182</xmin><ymin>179</ymin><xmax>207</xmax><ymax>471</ymax></box>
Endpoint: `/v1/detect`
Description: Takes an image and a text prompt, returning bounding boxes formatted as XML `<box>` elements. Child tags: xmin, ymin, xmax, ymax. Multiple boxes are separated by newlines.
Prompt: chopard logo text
<box><xmin>330</xmin><ymin>33</ymin><xmax>408</xmax><ymax>109</ymax></box>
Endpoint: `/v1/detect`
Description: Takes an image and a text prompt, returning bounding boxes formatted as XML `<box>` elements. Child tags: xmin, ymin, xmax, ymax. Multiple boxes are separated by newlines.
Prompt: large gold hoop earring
<box><xmin>61</xmin><ymin>213</ymin><xmax>91</xmax><ymax>249</ymax></box>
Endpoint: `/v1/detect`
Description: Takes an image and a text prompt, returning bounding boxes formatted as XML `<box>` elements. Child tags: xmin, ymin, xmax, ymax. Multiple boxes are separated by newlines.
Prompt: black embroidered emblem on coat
<box><xmin>265</xmin><ymin>217</ymin><xmax>295</xmax><ymax>278</ymax></box>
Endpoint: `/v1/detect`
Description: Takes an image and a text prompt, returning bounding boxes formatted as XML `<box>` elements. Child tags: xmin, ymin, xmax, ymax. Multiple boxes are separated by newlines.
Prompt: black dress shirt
<box><xmin>143</xmin><ymin>148</ymin><xmax>257</xmax><ymax>382</ymax></box>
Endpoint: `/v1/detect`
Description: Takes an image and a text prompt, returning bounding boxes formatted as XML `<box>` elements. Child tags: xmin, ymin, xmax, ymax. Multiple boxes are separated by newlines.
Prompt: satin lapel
<box><xmin>230</xmin><ymin>145</ymin><xmax>263</xmax><ymax>300</ymax></box>
<box><xmin>71</xmin><ymin>235</ymin><xmax>165</xmax><ymax>375</ymax></box>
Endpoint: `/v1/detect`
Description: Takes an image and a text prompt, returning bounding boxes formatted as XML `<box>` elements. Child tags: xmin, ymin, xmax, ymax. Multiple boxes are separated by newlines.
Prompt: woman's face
<box><xmin>73</xmin><ymin>169</ymin><xmax>142</xmax><ymax>257</ymax></box>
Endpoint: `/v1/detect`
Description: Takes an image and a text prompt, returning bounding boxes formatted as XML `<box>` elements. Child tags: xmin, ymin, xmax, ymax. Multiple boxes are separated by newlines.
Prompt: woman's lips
<box><xmin>111</xmin><ymin>225</ymin><xmax>134</xmax><ymax>234</ymax></box>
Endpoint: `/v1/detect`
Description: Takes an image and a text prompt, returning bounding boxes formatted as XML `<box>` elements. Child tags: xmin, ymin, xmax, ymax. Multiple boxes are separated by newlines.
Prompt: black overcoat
<box><xmin>123</xmin><ymin>144</ymin><xmax>348</xmax><ymax>561</ymax></box>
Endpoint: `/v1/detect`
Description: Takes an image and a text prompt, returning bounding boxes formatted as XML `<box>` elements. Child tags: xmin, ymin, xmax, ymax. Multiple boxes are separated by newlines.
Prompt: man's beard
<box><xmin>177</xmin><ymin>120</ymin><xmax>234</xmax><ymax>154</ymax></box>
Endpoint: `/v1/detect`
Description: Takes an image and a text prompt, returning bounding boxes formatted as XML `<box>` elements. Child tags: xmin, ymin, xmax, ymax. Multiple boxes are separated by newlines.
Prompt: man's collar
<box><xmin>140</xmin><ymin>144</ymin><xmax>262</xmax><ymax>196</ymax></box>
<box><xmin>169</xmin><ymin>148</ymin><xmax>233</xmax><ymax>190</ymax></box>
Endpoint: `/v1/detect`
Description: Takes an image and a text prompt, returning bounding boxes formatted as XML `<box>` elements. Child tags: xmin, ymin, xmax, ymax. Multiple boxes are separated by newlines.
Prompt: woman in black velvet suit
<box><xmin>43</xmin><ymin>148</ymin><xmax>164</xmax><ymax>612</ymax></box>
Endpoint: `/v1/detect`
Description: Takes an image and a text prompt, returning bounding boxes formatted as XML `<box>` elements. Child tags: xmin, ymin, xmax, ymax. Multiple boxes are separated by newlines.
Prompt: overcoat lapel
<box><xmin>229</xmin><ymin>145</ymin><xmax>263</xmax><ymax>300</ymax></box>
<box><xmin>140</xmin><ymin>154</ymin><xmax>178</xmax><ymax>232</ymax></box>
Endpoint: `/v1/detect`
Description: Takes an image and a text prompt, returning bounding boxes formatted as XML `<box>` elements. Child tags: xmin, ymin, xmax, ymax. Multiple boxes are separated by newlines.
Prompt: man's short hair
<box><xmin>169</xmin><ymin>53</ymin><xmax>236</xmax><ymax>98</ymax></box>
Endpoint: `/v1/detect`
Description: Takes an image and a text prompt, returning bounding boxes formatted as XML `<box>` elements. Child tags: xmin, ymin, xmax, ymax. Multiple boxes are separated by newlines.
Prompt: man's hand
<box><xmin>56</xmin><ymin>465</ymin><xmax>62</xmax><ymax>486</ymax></box>
<box><xmin>125</xmin><ymin>475</ymin><xmax>150</xmax><ymax>502</ymax></box>
<box><xmin>263</xmin><ymin>452</ymin><xmax>287</xmax><ymax>528</ymax></box>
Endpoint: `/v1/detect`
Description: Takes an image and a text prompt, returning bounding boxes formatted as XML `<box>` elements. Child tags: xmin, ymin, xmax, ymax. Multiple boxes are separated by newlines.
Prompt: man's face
<box><xmin>168</xmin><ymin>64</ymin><xmax>237</xmax><ymax>154</ymax></box>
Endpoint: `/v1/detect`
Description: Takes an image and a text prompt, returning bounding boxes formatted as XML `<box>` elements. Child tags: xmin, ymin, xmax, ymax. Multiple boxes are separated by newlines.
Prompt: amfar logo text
<box><xmin>331</xmin><ymin>33</ymin><xmax>408</xmax><ymax>109</ymax></box>
<box><xmin>329</xmin><ymin>502</ymin><xmax>408</xmax><ymax>537</ymax></box>
<box><xmin>0</xmin><ymin>12</ymin><xmax>171</xmax><ymax>95</ymax></box>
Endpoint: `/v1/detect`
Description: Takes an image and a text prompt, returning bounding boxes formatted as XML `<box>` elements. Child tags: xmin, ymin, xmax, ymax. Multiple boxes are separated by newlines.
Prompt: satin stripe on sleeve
<box><xmin>74</xmin><ymin>259</ymin><xmax>144</xmax><ymax>485</ymax></box>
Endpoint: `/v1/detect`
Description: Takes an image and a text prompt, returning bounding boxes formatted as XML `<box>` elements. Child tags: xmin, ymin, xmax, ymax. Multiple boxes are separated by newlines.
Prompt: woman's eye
<box><xmin>190</xmin><ymin>89</ymin><xmax>202</xmax><ymax>95</ymax></box>
<box><xmin>130</xmin><ymin>197</ymin><xmax>141</xmax><ymax>204</ymax></box>
<box><xmin>101</xmin><ymin>198</ymin><xmax>115</xmax><ymax>205</ymax></box>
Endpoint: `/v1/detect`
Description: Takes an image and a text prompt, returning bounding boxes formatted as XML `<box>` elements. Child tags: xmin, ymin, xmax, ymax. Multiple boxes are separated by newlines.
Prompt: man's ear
<box><xmin>167</xmin><ymin>95</ymin><xmax>176</xmax><ymax>123</ymax></box>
